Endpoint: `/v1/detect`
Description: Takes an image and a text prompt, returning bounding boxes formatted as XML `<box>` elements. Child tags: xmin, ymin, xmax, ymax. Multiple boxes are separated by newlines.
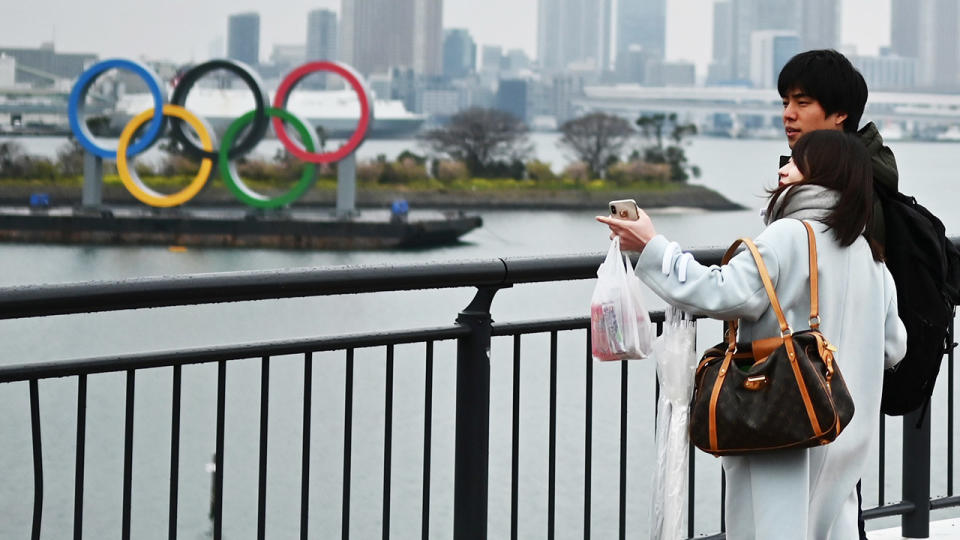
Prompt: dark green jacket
<box><xmin>857</xmin><ymin>122</ymin><xmax>899</xmax><ymax>249</ymax></box>
<box><xmin>779</xmin><ymin>122</ymin><xmax>899</xmax><ymax>248</ymax></box>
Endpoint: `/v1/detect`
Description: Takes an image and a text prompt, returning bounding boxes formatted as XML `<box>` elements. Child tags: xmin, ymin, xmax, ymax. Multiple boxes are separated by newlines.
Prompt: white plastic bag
<box><xmin>590</xmin><ymin>237</ymin><xmax>654</xmax><ymax>361</ymax></box>
<box><xmin>649</xmin><ymin>306</ymin><xmax>698</xmax><ymax>540</ymax></box>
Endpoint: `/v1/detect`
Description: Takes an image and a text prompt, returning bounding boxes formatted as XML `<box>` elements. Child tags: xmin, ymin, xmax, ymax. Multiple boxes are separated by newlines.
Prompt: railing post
<box><xmin>453</xmin><ymin>285</ymin><xmax>507</xmax><ymax>540</ymax></box>
<box><xmin>901</xmin><ymin>405</ymin><xmax>931</xmax><ymax>538</ymax></box>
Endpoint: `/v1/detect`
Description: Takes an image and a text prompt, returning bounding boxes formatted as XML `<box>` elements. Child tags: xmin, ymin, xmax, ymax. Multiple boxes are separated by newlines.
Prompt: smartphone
<box><xmin>609</xmin><ymin>199</ymin><xmax>640</xmax><ymax>220</ymax></box>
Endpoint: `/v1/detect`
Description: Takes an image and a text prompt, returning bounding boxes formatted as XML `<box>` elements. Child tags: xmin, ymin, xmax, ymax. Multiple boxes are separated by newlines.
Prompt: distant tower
<box><xmin>538</xmin><ymin>0</ymin><xmax>612</xmax><ymax>73</ymax></box>
<box><xmin>890</xmin><ymin>0</ymin><xmax>960</xmax><ymax>90</ymax></box>
<box><xmin>227</xmin><ymin>12</ymin><xmax>260</xmax><ymax>67</ymax></box>
<box><xmin>443</xmin><ymin>29</ymin><xmax>476</xmax><ymax>80</ymax></box>
<box><xmin>413</xmin><ymin>0</ymin><xmax>443</xmax><ymax>75</ymax></box>
<box><xmin>340</xmin><ymin>0</ymin><xmax>442</xmax><ymax>76</ymax></box>
<box><xmin>307</xmin><ymin>9</ymin><xmax>338</xmax><ymax>62</ymax></box>
<box><xmin>306</xmin><ymin>9</ymin><xmax>338</xmax><ymax>88</ymax></box>
<box><xmin>750</xmin><ymin>30</ymin><xmax>801</xmax><ymax>88</ymax></box>
<box><xmin>616</xmin><ymin>0</ymin><xmax>666</xmax><ymax>64</ymax></box>
<box><xmin>799</xmin><ymin>0</ymin><xmax>840</xmax><ymax>51</ymax></box>
<box><xmin>714</xmin><ymin>0</ymin><xmax>797</xmax><ymax>83</ymax></box>
<box><xmin>890</xmin><ymin>0</ymin><xmax>920</xmax><ymax>58</ymax></box>
<box><xmin>708</xmin><ymin>0</ymin><xmax>734</xmax><ymax>83</ymax></box>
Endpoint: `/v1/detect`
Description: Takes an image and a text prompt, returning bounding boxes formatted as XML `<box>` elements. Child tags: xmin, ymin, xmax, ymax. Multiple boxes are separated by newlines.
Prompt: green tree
<box><xmin>635</xmin><ymin>113</ymin><xmax>700</xmax><ymax>181</ymax></box>
<box><xmin>558</xmin><ymin>113</ymin><xmax>635</xmax><ymax>179</ymax></box>
<box><xmin>418</xmin><ymin>107</ymin><xmax>531</xmax><ymax>177</ymax></box>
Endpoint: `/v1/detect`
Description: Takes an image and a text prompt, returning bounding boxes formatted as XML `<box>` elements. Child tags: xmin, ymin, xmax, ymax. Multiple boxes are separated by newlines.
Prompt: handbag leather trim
<box><xmin>708</xmin><ymin>353</ymin><xmax>731</xmax><ymax>450</ymax></box>
<box><xmin>705</xmin><ymin>221</ymin><xmax>828</xmax><ymax>452</ymax></box>
<box><xmin>740</xmin><ymin>235</ymin><xmax>825</xmax><ymax>438</ymax></box>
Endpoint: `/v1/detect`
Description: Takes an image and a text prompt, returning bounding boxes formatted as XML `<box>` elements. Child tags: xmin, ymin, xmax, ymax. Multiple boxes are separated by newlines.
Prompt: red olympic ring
<box><xmin>272</xmin><ymin>61</ymin><xmax>373</xmax><ymax>164</ymax></box>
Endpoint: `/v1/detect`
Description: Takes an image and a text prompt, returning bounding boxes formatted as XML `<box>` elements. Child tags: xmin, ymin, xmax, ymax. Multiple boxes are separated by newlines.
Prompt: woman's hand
<box><xmin>596</xmin><ymin>209</ymin><xmax>657</xmax><ymax>252</ymax></box>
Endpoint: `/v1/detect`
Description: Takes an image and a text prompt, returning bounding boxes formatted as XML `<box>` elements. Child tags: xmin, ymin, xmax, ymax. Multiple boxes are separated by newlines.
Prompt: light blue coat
<box><xmin>636</xmin><ymin>218</ymin><xmax>907</xmax><ymax>540</ymax></box>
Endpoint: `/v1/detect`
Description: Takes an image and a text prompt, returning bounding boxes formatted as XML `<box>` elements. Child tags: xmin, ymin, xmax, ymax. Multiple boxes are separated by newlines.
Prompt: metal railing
<box><xmin>0</xmin><ymin>245</ymin><xmax>956</xmax><ymax>539</ymax></box>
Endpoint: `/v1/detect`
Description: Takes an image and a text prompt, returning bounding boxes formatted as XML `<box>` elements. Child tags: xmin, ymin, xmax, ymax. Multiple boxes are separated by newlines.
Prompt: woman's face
<box><xmin>778</xmin><ymin>158</ymin><xmax>804</xmax><ymax>187</ymax></box>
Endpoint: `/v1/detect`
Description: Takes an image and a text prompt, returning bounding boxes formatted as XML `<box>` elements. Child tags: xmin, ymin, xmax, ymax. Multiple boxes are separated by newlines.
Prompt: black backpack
<box><xmin>878</xmin><ymin>183</ymin><xmax>960</xmax><ymax>416</ymax></box>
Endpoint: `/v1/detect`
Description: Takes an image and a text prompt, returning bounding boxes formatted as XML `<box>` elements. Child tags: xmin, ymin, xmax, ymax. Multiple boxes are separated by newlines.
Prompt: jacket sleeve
<box><xmin>633</xmin><ymin>221</ymin><xmax>793</xmax><ymax>321</ymax></box>
<box><xmin>882</xmin><ymin>268</ymin><xmax>908</xmax><ymax>369</ymax></box>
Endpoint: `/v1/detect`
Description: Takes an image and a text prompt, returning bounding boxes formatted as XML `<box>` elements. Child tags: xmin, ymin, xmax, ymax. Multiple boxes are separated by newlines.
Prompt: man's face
<box><xmin>782</xmin><ymin>89</ymin><xmax>847</xmax><ymax>148</ymax></box>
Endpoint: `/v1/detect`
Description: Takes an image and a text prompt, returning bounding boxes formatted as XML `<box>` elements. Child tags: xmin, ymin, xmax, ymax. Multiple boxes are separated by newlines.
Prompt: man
<box><xmin>778</xmin><ymin>48</ymin><xmax>898</xmax><ymax>250</ymax></box>
<box><xmin>777</xmin><ymin>48</ymin><xmax>897</xmax><ymax>540</ymax></box>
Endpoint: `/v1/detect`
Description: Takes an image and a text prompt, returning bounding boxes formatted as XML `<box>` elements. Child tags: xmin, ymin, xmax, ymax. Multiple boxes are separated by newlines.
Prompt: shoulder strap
<box><xmin>801</xmin><ymin>221</ymin><xmax>820</xmax><ymax>330</ymax></box>
<box><xmin>719</xmin><ymin>220</ymin><xmax>820</xmax><ymax>347</ymax></box>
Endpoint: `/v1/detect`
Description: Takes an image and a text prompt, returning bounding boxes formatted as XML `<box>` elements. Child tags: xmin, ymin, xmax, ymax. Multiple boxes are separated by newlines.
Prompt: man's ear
<box><xmin>833</xmin><ymin>111</ymin><xmax>848</xmax><ymax>128</ymax></box>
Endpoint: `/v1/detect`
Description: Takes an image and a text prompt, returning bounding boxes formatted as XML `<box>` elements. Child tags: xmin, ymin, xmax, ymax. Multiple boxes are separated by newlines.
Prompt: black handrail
<box><xmin>0</xmin><ymin>248</ymin><xmax>732</xmax><ymax>320</ymax></box>
<box><xmin>2</xmin><ymin>241</ymin><xmax>958</xmax><ymax>539</ymax></box>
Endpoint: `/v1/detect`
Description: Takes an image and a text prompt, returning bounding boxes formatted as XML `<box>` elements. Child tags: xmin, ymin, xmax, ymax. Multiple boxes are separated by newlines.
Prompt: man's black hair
<box><xmin>777</xmin><ymin>49</ymin><xmax>868</xmax><ymax>133</ymax></box>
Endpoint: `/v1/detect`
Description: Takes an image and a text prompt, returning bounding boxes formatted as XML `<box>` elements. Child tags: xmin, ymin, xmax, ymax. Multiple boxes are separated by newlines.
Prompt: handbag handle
<box><xmin>720</xmin><ymin>220</ymin><xmax>819</xmax><ymax>349</ymax></box>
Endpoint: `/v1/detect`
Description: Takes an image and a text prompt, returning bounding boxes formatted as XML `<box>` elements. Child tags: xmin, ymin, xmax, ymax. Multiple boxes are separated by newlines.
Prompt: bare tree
<box><xmin>558</xmin><ymin>113</ymin><xmax>635</xmax><ymax>179</ymax></box>
<box><xmin>419</xmin><ymin>107</ymin><xmax>531</xmax><ymax>177</ymax></box>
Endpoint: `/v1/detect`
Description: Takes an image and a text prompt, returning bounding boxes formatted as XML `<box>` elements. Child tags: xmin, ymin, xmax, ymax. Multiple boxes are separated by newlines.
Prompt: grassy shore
<box><xmin>0</xmin><ymin>176</ymin><xmax>745</xmax><ymax>211</ymax></box>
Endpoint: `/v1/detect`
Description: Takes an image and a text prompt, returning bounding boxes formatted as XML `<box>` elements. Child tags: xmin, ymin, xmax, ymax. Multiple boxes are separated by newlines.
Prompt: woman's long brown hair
<box><xmin>766</xmin><ymin>129</ymin><xmax>883</xmax><ymax>261</ymax></box>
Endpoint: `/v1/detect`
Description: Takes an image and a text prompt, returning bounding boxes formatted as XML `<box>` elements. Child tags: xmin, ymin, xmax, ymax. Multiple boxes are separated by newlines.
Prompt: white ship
<box><xmin>110</xmin><ymin>87</ymin><xmax>426</xmax><ymax>139</ymax></box>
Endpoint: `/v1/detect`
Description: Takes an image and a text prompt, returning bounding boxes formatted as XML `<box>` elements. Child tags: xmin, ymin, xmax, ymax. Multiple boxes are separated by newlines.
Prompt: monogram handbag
<box><xmin>689</xmin><ymin>221</ymin><xmax>855</xmax><ymax>456</ymax></box>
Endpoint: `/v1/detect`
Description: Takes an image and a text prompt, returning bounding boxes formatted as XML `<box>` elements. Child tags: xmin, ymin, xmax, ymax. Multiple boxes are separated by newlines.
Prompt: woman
<box><xmin>598</xmin><ymin>130</ymin><xmax>906</xmax><ymax>539</ymax></box>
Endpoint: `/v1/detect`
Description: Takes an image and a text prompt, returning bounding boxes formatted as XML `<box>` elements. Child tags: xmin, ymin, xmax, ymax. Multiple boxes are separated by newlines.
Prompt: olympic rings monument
<box><xmin>0</xmin><ymin>58</ymin><xmax>481</xmax><ymax>249</ymax></box>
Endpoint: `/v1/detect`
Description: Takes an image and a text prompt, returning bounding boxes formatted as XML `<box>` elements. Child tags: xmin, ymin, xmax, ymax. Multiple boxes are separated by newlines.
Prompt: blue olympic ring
<box><xmin>68</xmin><ymin>58</ymin><xmax>167</xmax><ymax>159</ymax></box>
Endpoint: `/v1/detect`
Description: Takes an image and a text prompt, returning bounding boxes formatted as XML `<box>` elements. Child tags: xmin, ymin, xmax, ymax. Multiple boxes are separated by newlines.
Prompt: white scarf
<box><xmin>762</xmin><ymin>184</ymin><xmax>840</xmax><ymax>226</ymax></box>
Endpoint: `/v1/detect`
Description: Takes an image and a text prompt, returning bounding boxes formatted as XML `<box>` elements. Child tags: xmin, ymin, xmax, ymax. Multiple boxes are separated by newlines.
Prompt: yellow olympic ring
<box><xmin>116</xmin><ymin>104</ymin><xmax>216</xmax><ymax>208</ymax></box>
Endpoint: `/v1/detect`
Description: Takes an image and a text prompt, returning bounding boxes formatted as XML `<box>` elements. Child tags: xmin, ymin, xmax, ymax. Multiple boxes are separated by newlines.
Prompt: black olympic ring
<box><xmin>168</xmin><ymin>59</ymin><xmax>270</xmax><ymax>161</ymax></box>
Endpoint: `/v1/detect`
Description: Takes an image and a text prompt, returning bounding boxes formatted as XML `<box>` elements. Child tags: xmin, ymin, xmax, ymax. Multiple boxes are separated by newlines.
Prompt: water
<box><xmin>1</xmin><ymin>136</ymin><xmax>958</xmax><ymax>538</ymax></box>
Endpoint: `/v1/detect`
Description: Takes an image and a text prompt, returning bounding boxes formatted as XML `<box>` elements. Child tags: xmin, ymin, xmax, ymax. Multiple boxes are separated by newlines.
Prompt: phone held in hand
<box><xmin>609</xmin><ymin>199</ymin><xmax>640</xmax><ymax>220</ymax></box>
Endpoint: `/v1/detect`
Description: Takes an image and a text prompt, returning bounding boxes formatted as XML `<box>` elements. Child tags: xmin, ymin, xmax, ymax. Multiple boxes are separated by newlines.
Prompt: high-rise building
<box><xmin>340</xmin><ymin>0</ymin><xmax>442</xmax><ymax>76</ymax></box>
<box><xmin>749</xmin><ymin>30</ymin><xmax>801</xmax><ymax>88</ymax></box>
<box><xmin>619</xmin><ymin>45</ymin><xmax>650</xmax><ymax>83</ymax></box>
<box><xmin>538</xmin><ymin>0</ymin><xmax>612</xmax><ymax>73</ymax></box>
<box><xmin>616</xmin><ymin>0</ymin><xmax>666</xmax><ymax>67</ymax></box>
<box><xmin>711</xmin><ymin>0</ymin><xmax>798</xmax><ymax>84</ymax></box>
<box><xmin>707</xmin><ymin>0</ymin><xmax>734</xmax><ymax>83</ymax></box>
<box><xmin>481</xmin><ymin>45</ymin><xmax>503</xmax><ymax>72</ymax></box>
<box><xmin>306</xmin><ymin>9</ymin><xmax>338</xmax><ymax>88</ymax></box>
<box><xmin>413</xmin><ymin>0</ymin><xmax>443</xmax><ymax>75</ymax></box>
<box><xmin>890</xmin><ymin>0</ymin><xmax>920</xmax><ymax>58</ymax></box>
<box><xmin>227</xmin><ymin>12</ymin><xmax>260</xmax><ymax>67</ymax></box>
<box><xmin>443</xmin><ymin>29</ymin><xmax>476</xmax><ymax>80</ymax></box>
<box><xmin>307</xmin><ymin>9</ymin><xmax>338</xmax><ymax>62</ymax></box>
<box><xmin>890</xmin><ymin>0</ymin><xmax>960</xmax><ymax>90</ymax></box>
<box><xmin>800</xmin><ymin>0</ymin><xmax>840</xmax><ymax>51</ymax></box>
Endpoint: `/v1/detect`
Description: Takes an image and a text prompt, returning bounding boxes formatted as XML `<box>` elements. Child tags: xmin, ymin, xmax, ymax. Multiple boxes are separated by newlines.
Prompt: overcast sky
<box><xmin>3</xmin><ymin>0</ymin><xmax>890</xmax><ymax>76</ymax></box>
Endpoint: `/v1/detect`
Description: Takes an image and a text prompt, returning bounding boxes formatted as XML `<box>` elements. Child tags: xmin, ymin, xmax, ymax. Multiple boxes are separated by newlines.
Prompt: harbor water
<box><xmin>1</xmin><ymin>134</ymin><xmax>959</xmax><ymax>538</ymax></box>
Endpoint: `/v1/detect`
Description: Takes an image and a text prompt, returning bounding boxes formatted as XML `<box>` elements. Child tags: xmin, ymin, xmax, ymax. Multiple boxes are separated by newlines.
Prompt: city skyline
<box><xmin>2</xmin><ymin>0</ymin><xmax>890</xmax><ymax>78</ymax></box>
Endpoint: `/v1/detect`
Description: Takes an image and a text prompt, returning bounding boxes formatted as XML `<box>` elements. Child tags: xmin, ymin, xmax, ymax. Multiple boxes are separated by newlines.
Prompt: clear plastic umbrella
<box><xmin>649</xmin><ymin>306</ymin><xmax>698</xmax><ymax>540</ymax></box>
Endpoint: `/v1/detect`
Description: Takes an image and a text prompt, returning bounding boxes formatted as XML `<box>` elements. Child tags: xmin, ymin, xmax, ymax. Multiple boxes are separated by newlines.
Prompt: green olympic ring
<box><xmin>219</xmin><ymin>107</ymin><xmax>319</xmax><ymax>209</ymax></box>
